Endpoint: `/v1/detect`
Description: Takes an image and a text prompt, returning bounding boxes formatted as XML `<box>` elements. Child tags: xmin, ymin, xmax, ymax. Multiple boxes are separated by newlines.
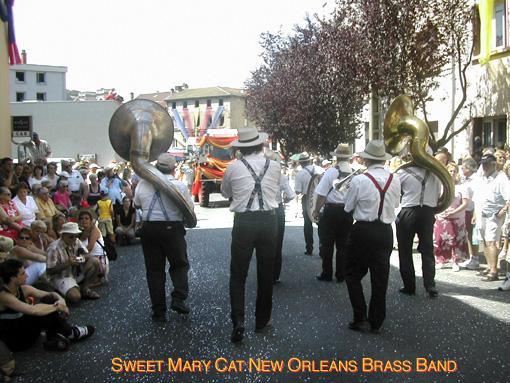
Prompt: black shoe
<box><xmin>304</xmin><ymin>251</ymin><xmax>313</xmax><ymax>256</ymax></box>
<box><xmin>336</xmin><ymin>279</ymin><xmax>345</xmax><ymax>283</ymax></box>
<box><xmin>231</xmin><ymin>325</ymin><xmax>245</xmax><ymax>343</ymax></box>
<box><xmin>370</xmin><ymin>327</ymin><xmax>383</xmax><ymax>334</ymax></box>
<box><xmin>43</xmin><ymin>334</ymin><xmax>71</xmax><ymax>351</ymax></box>
<box><xmin>151</xmin><ymin>312</ymin><xmax>167</xmax><ymax>322</ymax></box>
<box><xmin>398</xmin><ymin>287</ymin><xmax>415</xmax><ymax>295</ymax></box>
<box><xmin>316</xmin><ymin>274</ymin><xmax>332</xmax><ymax>282</ymax></box>
<box><xmin>70</xmin><ymin>325</ymin><xmax>95</xmax><ymax>342</ymax></box>
<box><xmin>255</xmin><ymin>321</ymin><xmax>274</xmax><ymax>334</ymax></box>
<box><xmin>348</xmin><ymin>319</ymin><xmax>368</xmax><ymax>331</ymax></box>
<box><xmin>170</xmin><ymin>300</ymin><xmax>190</xmax><ymax>314</ymax></box>
<box><xmin>273</xmin><ymin>279</ymin><xmax>282</xmax><ymax>285</ymax></box>
<box><xmin>426</xmin><ymin>287</ymin><xmax>439</xmax><ymax>297</ymax></box>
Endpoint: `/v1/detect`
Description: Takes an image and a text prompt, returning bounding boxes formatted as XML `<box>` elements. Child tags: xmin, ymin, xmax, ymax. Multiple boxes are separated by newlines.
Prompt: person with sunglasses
<box><xmin>0</xmin><ymin>186</ymin><xmax>24</xmax><ymax>242</ymax></box>
<box><xmin>46</xmin><ymin>222</ymin><xmax>101</xmax><ymax>302</ymax></box>
<box><xmin>9</xmin><ymin>228</ymin><xmax>47</xmax><ymax>286</ymax></box>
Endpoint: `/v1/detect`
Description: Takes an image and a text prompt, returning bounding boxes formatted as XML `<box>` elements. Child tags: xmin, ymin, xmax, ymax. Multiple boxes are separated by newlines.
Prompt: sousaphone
<box><xmin>109</xmin><ymin>99</ymin><xmax>197</xmax><ymax>228</ymax></box>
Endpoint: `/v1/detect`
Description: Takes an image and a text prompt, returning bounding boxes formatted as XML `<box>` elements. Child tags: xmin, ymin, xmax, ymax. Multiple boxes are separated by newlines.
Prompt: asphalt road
<box><xmin>11</xmin><ymin>199</ymin><xmax>510</xmax><ymax>383</ymax></box>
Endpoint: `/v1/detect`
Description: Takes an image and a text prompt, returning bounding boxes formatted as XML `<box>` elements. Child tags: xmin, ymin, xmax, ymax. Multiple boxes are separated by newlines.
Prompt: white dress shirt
<box><xmin>277</xmin><ymin>173</ymin><xmax>296</xmax><ymax>204</ymax></box>
<box><xmin>294</xmin><ymin>165</ymin><xmax>324</xmax><ymax>194</ymax></box>
<box><xmin>397</xmin><ymin>166</ymin><xmax>441</xmax><ymax>208</ymax></box>
<box><xmin>315</xmin><ymin>161</ymin><xmax>352</xmax><ymax>204</ymax></box>
<box><xmin>221</xmin><ymin>154</ymin><xmax>281</xmax><ymax>213</ymax></box>
<box><xmin>344</xmin><ymin>164</ymin><xmax>401</xmax><ymax>224</ymax></box>
<box><xmin>67</xmin><ymin>169</ymin><xmax>84</xmax><ymax>192</ymax></box>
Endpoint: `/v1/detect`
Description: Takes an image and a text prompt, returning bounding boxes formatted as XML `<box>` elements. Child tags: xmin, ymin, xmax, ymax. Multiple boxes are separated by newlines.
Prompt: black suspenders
<box><xmin>241</xmin><ymin>159</ymin><xmax>270</xmax><ymax>210</ymax></box>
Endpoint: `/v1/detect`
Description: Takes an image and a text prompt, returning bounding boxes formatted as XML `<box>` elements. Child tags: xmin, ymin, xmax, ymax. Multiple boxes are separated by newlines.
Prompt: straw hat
<box><xmin>357</xmin><ymin>140</ymin><xmax>392</xmax><ymax>161</ymax></box>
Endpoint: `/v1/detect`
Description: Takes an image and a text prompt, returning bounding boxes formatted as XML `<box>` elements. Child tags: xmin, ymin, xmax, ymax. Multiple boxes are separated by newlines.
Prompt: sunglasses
<box><xmin>79</xmin><ymin>216</ymin><xmax>91</xmax><ymax>220</ymax></box>
<box><xmin>18</xmin><ymin>236</ymin><xmax>31</xmax><ymax>240</ymax></box>
<box><xmin>67</xmin><ymin>235</ymin><xmax>78</xmax><ymax>239</ymax></box>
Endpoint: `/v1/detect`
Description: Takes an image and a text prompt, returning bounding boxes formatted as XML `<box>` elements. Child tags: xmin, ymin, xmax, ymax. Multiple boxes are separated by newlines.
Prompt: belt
<box><xmin>235</xmin><ymin>209</ymin><xmax>276</xmax><ymax>216</ymax></box>
<box><xmin>325</xmin><ymin>203</ymin><xmax>344</xmax><ymax>208</ymax></box>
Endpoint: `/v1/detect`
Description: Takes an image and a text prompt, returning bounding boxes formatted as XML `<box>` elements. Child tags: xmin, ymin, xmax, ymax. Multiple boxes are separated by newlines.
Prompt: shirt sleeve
<box><xmin>343</xmin><ymin>177</ymin><xmax>359</xmax><ymax>213</ymax></box>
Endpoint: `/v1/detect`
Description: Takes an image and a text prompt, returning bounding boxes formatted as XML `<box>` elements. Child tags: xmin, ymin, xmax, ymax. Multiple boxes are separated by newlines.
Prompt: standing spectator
<box><xmin>84</xmin><ymin>173</ymin><xmax>101</xmax><ymax>208</ymax></box>
<box><xmin>459</xmin><ymin>158</ymin><xmax>480</xmax><ymax>269</ymax></box>
<box><xmin>221</xmin><ymin>127</ymin><xmax>281</xmax><ymax>343</ymax></box>
<box><xmin>101</xmin><ymin>168</ymin><xmax>126</xmax><ymax>213</ymax></box>
<box><xmin>28</xmin><ymin>132</ymin><xmax>52</xmax><ymax>161</ymax></box>
<box><xmin>61</xmin><ymin>161</ymin><xmax>84</xmax><ymax>207</ymax></box>
<box><xmin>433</xmin><ymin>163</ymin><xmax>469</xmax><ymax>271</ymax></box>
<box><xmin>344</xmin><ymin>140</ymin><xmax>400</xmax><ymax>334</ymax></box>
<box><xmin>0</xmin><ymin>158</ymin><xmax>19</xmax><ymax>193</ymax></box>
<box><xmin>12</xmin><ymin>183</ymin><xmax>41</xmax><ymax>227</ymax></box>
<box><xmin>96</xmin><ymin>187</ymin><xmax>115</xmax><ymax>243</ymax></box>
<box><xmin>294</xmin><ymin>152</ymin><xmax>323</xmax><ymax>255</ymax></box>
<box><xmin>134</xmin><ymin>154</ymin><xmax>194</xmax><ymax>322</ymax></box>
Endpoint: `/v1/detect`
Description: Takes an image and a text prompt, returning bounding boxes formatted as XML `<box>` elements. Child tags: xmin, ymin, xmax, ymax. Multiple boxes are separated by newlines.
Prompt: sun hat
<box><xmin>89</xmin><ymin>163</ymin><xmax>100</xmax><ymax>169</ymax></box>
<box><xmin>59</xmin><ymin>171</ymin><xmax>71</xmax><ymax>178</ymax></box>
<box><xmin>330</xmin><ymin>144</ymin><xmax>351</xmax><ymax>159</ymax></box>
<box><xmin>230</xmin><ymin>127</ymin><xmax>268</xmax><ymax>147</ymax></box>
<box><xmin>480</xmin><ymin>154</ymin><xmax>496</xmax><ymax>164</ymax></box>
<box><xmin>357</xmin><ymin>140</ymin><xmax>392</xmax><ymax>161</ymax></box>
<box><xmin>61</xmin><ymin>222</ymin><xmax>82</xmax><ymax>235</ymax></box>
<box><xmin>298</xmin><ymin>152</ymin><xmax>311</xmax><ymax>162</ymax></box>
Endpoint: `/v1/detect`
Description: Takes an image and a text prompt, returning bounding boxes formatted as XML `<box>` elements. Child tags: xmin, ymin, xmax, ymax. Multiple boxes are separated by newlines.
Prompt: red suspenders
<box><xmin>364</xmin><ymin>173</ymin><xmax>394</xmax><ymax>219</ymax></box>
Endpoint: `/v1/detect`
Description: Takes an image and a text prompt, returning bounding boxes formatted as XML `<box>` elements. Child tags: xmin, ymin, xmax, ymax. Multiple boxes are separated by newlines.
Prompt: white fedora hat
<box><xmin>358</xmin><ymin>140</ymin><xmax>392</xmax><ymax>161</ymax></box>
<box><xmin>330</xmin><ymin>143</ymin><xmax>351</xmax><ymax>159</ymax></box>
<box><xmin>61</xmin><ymin>222</ymin><xmax>82</xmax><ymax>235</ymax></box>
<box><xmin>231</xmin><ymin>127</ymin><xmax>268</xmax><ymax>147</ymax></box>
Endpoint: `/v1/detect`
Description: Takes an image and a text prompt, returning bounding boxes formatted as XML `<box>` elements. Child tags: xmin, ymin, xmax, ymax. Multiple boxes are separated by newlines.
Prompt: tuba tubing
<box><xmin>109</xmin><ymin>100</ymin><xmax>197</xmax><ymax>228</ymax></box>
<box><xmin>384</xmin><ymin>95</ymin><xmax>454</xmax><ymax>214</ymax></box>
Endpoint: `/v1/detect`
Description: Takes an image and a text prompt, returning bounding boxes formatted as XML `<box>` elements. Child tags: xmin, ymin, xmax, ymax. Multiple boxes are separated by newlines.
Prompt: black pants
<box><xmin>318</xmin><ymin>206</ymin><xmax>353</xmax><ymax>280</ymax></box>
<box><xmin>274</xmin><ymin>204</ymin><xmax>285</xmax><ymax>281</ymax></box>
<box><xmin>140</xmin><ymin>221</ymin><xmax>189</xmax><ymax>314</ymax></box>
<box><xmin>302</xmin><ymin>198</ymin><xmax>313</xmax><ymax>253</ymax></box>
<box><xmin>397</xmin><ymin>206</ymin><xmax>436</xmax><ymax>291</ymax></box>
<box><xmin>346</xmin><ymin>221</ymin><xmax>393</xmax><ymax>329</ymax></box>
<box><xmin>0</xmin><ymin>296</ymin><xmax>71</xmax><ymax>352</ymax></box>
<box><xmin>230</xmin><ymin>211</ymin><xmax>277</xmax><ymax>329</ymax></box>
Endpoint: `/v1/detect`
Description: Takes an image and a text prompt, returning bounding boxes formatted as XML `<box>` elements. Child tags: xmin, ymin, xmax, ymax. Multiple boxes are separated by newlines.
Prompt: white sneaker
<box><xmin>498</xmin><ymin>277</ymin><xmax>510</xmax><ymax>291</ymax></box>
<box><xmin>460</xmin><ymin>258</ymin><xmax>479</xmax><ymax>270</ymax></box>
<box><xmin>452</xmin><ymin>263</ymin><xmax>460</xmax><ymax>272</ymax></box>
<box><xmin>435</xmin><ymin>263</ymin><xmax>444</xmax><ymax>270</ymax></box>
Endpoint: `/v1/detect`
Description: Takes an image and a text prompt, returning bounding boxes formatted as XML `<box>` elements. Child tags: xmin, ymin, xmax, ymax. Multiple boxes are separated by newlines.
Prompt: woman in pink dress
<box><xmin>0</xmin><ymin>187</ymin><xmax>25</xmax><ymax>241</ymax></box>
<box><xmin>434</xmin><ymin>163</ymin><xmax>470</xmax><ymax>271</ymax></box>
<box><xmin>53</xmin><ymin>180</ymin><xmax>71</xmax><ymax>213</ymax></box>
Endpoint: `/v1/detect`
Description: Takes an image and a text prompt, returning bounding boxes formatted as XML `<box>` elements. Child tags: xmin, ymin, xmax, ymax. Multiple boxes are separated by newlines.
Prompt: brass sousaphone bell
<box><xmin>109</xmin><ymin>99</ymin><xmax>197</xmax><ymax>228</ymax></box>
<box><xmin>384</xmin><ymin>95</ymin><xmax>454</xmax><ymax>213</ymax></box>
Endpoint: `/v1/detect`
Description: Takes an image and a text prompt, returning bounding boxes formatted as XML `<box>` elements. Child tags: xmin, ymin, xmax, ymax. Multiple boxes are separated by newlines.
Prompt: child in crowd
<box><xmin>96</xmin><ymin>187</ymin><xmax>115</xmax><ymax>243</ymax></box>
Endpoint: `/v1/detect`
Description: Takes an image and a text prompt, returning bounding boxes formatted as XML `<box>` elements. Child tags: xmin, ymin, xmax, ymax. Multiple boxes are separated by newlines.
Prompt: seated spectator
<box><xmin>84</xmin><ymin>173</ymin><xmax>101</xmax><ymax>208</ymax></box>
<box><xmin>12</xmin><ymin>183</ymin><xmax>41</xmax><ymax>227</ymax></box>
<box><xmin>9</xmin><ymin>229</ymin><xmax>47</xmax><ymax>285</ymax></box>
<box><xmin>19</xmin><ymin>166</ymin><xmax>32</xmax><ymax>188</ymax></box>
<box><xmin>0</xmin><ymin>158</ymin><xmax>19</xmax><ymax>193</ymax></box>
<box><xmin>75</xmin><ymin>207</ymin><xmax>109</xmax><ymax>281</ymax></box>
<box><xmin>28</xmin><ymin>165</ymin><xmax>45</xmax><ymax>189</ymax></box>
<box><xmin>46</xmin><ymin>222</ymin><xmax>101</xmax><ymax>303</ymax></box>
<box><xmin>44</xmin><ymin>162</ymin><xmax>59</xmax><ymax>193</ymax></box>
<box><xmin>43</xmin><ymin>219</ymin><xmax>57</xmax><ymax>242</ymax></box>
<box><xmin>0</xmin><ymin>187</ymin><xmax>24</xmax><ymax>242</ymax></box>
<box><xmin>0</xmin><ymin>236</ymin><xmax>14</xmax><ymax>262</ymax></box>
<box><xmin>115</xmin><ymin>196</ymin><xmax>136</xmax><ymax>245</ymax></box>
<box><xmin>35</xmin><ymin>187</ymin><xmax>58</xmax><ymax>220</ymax></box>
<box><xmin>30</xmin><ymin>220</ymin><xmax>54</xmax><ymax>251</ymax></box>
<box><xmin>53</xmin><ymin>181</ymin><xmax>71</xmax><ymax>213</ymax></box>
<box><xmin>51</xmin><ymin>212</ymin><xmax>67</xmax><ymax>239</ymax></box>
<box><xmin>0</xmin><ymin>259</ymin><xmax>94</xmax><ymax>352</ymax></box>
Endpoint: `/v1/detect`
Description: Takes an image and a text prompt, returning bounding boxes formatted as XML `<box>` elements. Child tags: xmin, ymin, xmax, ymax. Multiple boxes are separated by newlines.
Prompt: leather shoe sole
<box><xmin>170</xmin><ymin>301</ymin><xmax>190</xmax><ymax>314</ymax></box>
<box><xmin>348</xmin><ymin>320</ymin><xmax>368</xmax><ymax>331</ymax></box>
<box><xmin>231</xmin><ymin>325</ymin><xmax>245</xmax><ymax>343</ymax></box>
<box><xmin>398</xmin><ymin>287</ymin><xmax>415</xmax><ymax>295</ymax></box>
<box><xmin>255</xmin><ymin>321</ymin><xmax>274</xmax><ymax>334</ymax></box>
<box><xmin>316</xmin><ymin>274</ymin><xmax>332</xmax><ymax>282</ymax></box>
<box><xmin>426</xmin><ymin>287</ymin><xmax>439</xmax><ymax>297</ymax></box>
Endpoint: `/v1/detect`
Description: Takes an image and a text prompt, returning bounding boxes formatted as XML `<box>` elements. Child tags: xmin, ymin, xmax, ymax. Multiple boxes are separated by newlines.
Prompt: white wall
<box><xmin>10</xmin><ymin>100</ymin><xmax>120</xmax><ymax>166</ymax></box>
<box><xmin>9</xmin><ymin>64</ymin><xmax>67</xmax><ymax>102</ymax></box>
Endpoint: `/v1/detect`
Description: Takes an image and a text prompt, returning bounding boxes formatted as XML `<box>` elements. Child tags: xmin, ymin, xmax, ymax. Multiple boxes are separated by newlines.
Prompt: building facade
<box><xmin>9</xmin><ymin>62</ymin><xmax>67</xmax><ymax>102</ymax></box>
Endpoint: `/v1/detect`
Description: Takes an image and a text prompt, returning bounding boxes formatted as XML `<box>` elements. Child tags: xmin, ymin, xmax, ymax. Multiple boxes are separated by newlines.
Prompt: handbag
<box><xmin>98</xmin><ymin>235</ymin><xmax>118</xmax><ymax>261</ymax></box>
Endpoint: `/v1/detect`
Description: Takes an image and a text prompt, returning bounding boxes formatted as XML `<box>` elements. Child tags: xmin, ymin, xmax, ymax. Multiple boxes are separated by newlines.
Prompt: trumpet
<box><xmin>332</xmin><ymin>169</ymin><xmax>364</xmax><ymax>191</ymax></box>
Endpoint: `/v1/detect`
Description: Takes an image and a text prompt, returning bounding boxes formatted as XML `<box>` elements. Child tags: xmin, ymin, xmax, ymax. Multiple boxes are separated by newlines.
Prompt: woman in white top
<box><xmin>12</xmin><ymin>183</ymin><xmax>41</xmax><ymax>227</ymax></box>
<box><xmin>9</xmin><ymin>228</ymin><xmax>47</xmax><ymax>285</ymax></box>
<box><xmin>44</xmin><ymin>162</ymin><xmax>59</xmax><ymax>192</ymax></box>
<box><xmin>28</xmin><ymin>166</ymin><xmax>45</xmax><ymax>189</ymax></box>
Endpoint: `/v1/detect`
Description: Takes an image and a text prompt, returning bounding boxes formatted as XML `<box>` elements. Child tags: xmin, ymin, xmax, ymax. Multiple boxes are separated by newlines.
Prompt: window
<box><xmin>172</xmin><ymin>102</ymin><xmax>176</xmax><ymax>109</ymax></box>
<box><xmin>183</xmin><ymin>101</ymin><xmax>187</xmax><ymax>108</ymax></box>
<box><xmin>207</xmin><ymin>99</ymin><xmax>211</xmax><ymax>107</ymax></box>
<box><xmin>220</xmin><ymin>116</ymin><xmax>225</xmax><ymax>127</ymax></box>
<box><xmin>195</xmin><ymin>100</ymin><xmax>199</xmax><ymax>108</ymax></box>
<box><xmin>480</xmin><ymin>117</ymin><xmax>507</xmax><ymax>147</ymax></box>
<box><xmin>36</xmin><ymin>73</ymin><xmax>46</xmax><ymax>83</ymax></box>
<box><xmin>16</xmin><ymin>92</ymin><xmax>25</xmax><ymax>102</ymax></box>
<box><xmin>15</xmin><ymin>72</ymin><xmax>25</xmax><ymax>82</ymax></box>
<box><xmin>36</xmin><ymin>93</ymin><xmax>46</xmax><ymax>101</ymax></box>
<box><xmin>494</xmin><ymin>1</ymin><xmax>505</xmax><ymax>48</ymax></box>
<box><xmin>219</xmin><ymin>99</ymin><xmax>224</xmax><ymax>106</ymax></box>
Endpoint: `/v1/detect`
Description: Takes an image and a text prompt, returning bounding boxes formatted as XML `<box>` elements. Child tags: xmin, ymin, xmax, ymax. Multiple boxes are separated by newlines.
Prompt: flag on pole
<box><xmin>1</xmin><ymin>0</ymin><xmax>22</xmax><ymax>65</ymax></box>
<box><xmin>478</xmin><ymin>0</ymin><xmax>494</xmax><ymax>65</ymax></box>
